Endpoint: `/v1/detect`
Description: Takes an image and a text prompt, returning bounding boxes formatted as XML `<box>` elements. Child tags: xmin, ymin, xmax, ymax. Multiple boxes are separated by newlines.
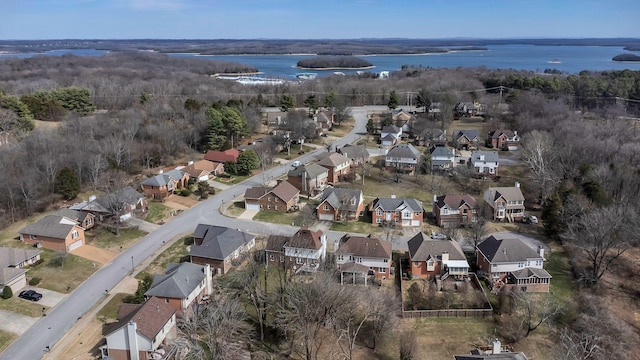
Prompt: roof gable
<box><xmin>407</xmin><ymin>232</ymin><xmax>467</xmax><ymax>262</ymax></box>
<box><xmin>109</xmin><ymin>296</ymin><xmax>175</xmax><ymax>340</ymax></box>
<box><xmin>0</xmin><ymin>247</ymin><xmax>42</xmax><ymax>267</ymax></box>
<box><xmin>270</xmin><ymin>181</ymin><xmax>300</xmax><ymax>202</ymax></box>
<box><xmin>19</xmin><ymin>215</ymin><xmax>81</xmax><ymax>239</ymax></box>
<box><xmin>145</xmin><ymin>262</ymin><xmax>205</xmax><ymax>298</ymax></box>
<box><xmin>387</xmin><ymin>143</ymin><xmax>420</xmax><ymax>158</ymax></box>
<box><xmin>435</xmin><ymin>194</ymin><xmax>477</xmax><ymax>209</ymax></box>
<box><xmin>477</xmin><ymin>235</ymin><xmax>542</xmax><ymax>263</ymax></box>
<box><xmin>370</xmin><ymin>198</ymin><xmax>423</xmax><ymax>212</ymax></box>
<box><xmin>318</xmin><ymin>152</ymin><xmax>350</xmax><ymax>168</ymax></box>
<box><xmin>190</xmin><ymin>224</ymin><xmax>255</xmax><ymax>260</ymax></box>
<box><xmin>336</xmin><ymin>234</ymin><xmax>392</xmax><ymax>259</ymax></box>
<box><xmin>285</xmin><ymin>228</ymin><xmax>324</xmax><ymax>250</ymax></box>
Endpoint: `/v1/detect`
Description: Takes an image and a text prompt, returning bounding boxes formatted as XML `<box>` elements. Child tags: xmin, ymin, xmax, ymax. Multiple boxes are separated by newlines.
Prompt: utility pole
<box><xmin>131</xmin><ymin>256</ymin><xmax>134</xmax><ymax>275</ymax></box>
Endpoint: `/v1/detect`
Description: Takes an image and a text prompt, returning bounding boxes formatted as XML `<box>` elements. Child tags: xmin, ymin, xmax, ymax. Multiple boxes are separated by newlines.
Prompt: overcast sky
<box><xmin>1</xmin><ymin>0</ymin><xmax>638</xmax><ymax>40</ymax></box>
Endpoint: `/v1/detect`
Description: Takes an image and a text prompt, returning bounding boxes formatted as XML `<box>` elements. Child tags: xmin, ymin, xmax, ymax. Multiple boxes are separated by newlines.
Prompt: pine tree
<box><xmin>55</xmin><ymin>167</ymin><xmax>80</xmax><ymax>201</ymax></box>
<box><xmin>387</xmin><ymin>90</ymin><xmax>399</xmax><ymax>110</ymax></box>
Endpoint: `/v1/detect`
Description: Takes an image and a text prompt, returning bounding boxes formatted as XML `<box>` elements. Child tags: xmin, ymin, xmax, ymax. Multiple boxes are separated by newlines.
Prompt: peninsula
<box><xmin>296</xmin><ymin>56</ymin><xmax>374</xmax><ymax>70</ymax></box>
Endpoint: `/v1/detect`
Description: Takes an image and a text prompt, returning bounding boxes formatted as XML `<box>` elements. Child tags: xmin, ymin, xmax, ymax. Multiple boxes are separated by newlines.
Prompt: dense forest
<box><xmin>296</xmin><ymin>56</ymin><xmax>373</xmax><ymax>69</ymax></box>
<box><xmin>613</xmin><ymin>53</ymin><xmax>640</xmax><ymax>61</ymax></box>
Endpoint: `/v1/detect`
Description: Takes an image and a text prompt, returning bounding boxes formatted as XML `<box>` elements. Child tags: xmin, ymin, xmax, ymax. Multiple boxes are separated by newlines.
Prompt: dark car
<box><xmin>18</xmin><ymin>290</ymin><xmax>42</xmax><ymax>301</ymax></box>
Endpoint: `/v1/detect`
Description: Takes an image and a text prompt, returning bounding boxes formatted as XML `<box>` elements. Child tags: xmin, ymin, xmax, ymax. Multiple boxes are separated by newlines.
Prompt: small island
<box><xmin>296</xmin><ymin>56</ymin><xmax>374</xmax><ymax>70</ymax></box>
<box><xmin>612</xmin><ymin>54</ymin><xmax>640</xmax><ymax>62</ymax></box>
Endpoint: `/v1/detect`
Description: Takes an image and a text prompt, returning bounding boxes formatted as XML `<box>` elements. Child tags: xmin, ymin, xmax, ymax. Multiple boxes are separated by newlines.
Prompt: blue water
<box><xmin>1</xmin><ymin>45</ymin><xmax>638</xmax><ymax>77</ymax></box>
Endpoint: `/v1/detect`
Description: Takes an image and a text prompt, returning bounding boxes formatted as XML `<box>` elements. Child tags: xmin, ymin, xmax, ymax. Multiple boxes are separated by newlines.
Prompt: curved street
<box><xmin>0</xmin><ymin>106</ymin><xmax>386</xmax><ymax>360</ymax></box>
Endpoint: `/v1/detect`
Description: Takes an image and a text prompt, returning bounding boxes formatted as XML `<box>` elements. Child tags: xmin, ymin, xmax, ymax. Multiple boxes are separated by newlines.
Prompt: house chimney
<box><xmin>442</xmin><ymin>251</ymin><xmax>449</xmax><ymax>263</ymax></box>
<box><xmin>433</xmin><ymin>194</ymin><xmax>437</xmax><ymax>203</ymax></box>
<box><xmin>89</xmin><ymin>195</ymin><xmax>97</xmax><ymax>202</ymax></box>
<box><xmin>513</xmin><ymin>130</ymin><xmax>518</xmax><ymax>136</ymax></box>
<box><xmin>127</xmin><ymin>322</ymin><xmax>140</xmax><ymax>360</ymax></box>
<box><xmin>479</xmin><ymin>154</ymin><xmax>485</xmax><ymax>161</ymax></box>
<box><xmin>515</xmin><ymin>181</ymin><xmax>520</xmax><ymax>188</ymax></box>
<box><xmin>391</xmin><ymin>194</ymin><xmax>396</xmax><ymax>199</ymax></box>
<box><xmin>538</xmin><ymin>245</ymin><xmax>545</xmax><ymax>258</ymax></box>
<box><xmin>188</xmin><ymin>160</ymin><xmax>194</xmax><ymax>165</ymax></box>
<box><xmin>158</xmin><ymin>169</ymin><xmax>164</xmax><ymax>174</ymax></box>
<box><xmin>492</xmin><ymin>339</ymin><xmax>501</xmax><ymax>354</ymax></box>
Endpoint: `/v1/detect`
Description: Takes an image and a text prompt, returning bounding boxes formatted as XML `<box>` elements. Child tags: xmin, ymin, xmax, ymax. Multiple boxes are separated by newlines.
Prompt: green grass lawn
<box><xmin>97</xmin><ymin>293</ymin><xmax>129</xmax><ymax>321</ymax></box>
<box><xmin>214</xmin><ymin>174</ymin><xmax>252</xmax><ymax>185</ymax></box>
<box><xmin>144</xmin><ymin>202</ymin><xmax>171</xmax><ymax>224</ymax></box>
<box><xmin>253</xmin><ymin>210</ymin><xmax>299</xmax><ymax>225</ymax></box>
<box><xmin>0</xmin><ymin>296</ymin><xmax>49</xmax><ymax>317</ymax></box>
<box><xmin>225</xmin><ymin>201</ymin><xmax>246</xmax><ymax>217</ymax></box>
<box><xmin>140</xmin><ymin>236</ymin><xmax>191</xmax><ymax>276</ymax></box>
<box><xmin>27</xmin><ymin>249</ymin><xmax>98</xmax><ymax>293</ymax></box>
<box><xmin>546</xmin><ymin>244</ymin><xmax>575</xmax><ymax>302</ymax></box>
<box><xmin>85</xmin><ymin>226</ymin><xmax>147</xmax><ymax>251</ymax></box>
<box><xmin>0</xmin><ymin>330</ymin><xmax>17</xmax><ymax>354</ymax></box>
<box><xmin>329</xmin><ymin>214</ymin><xmax>378</xmax><ymax>234</ymax></box>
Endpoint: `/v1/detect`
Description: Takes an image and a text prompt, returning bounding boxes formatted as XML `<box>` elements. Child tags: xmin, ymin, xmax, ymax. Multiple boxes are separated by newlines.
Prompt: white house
<box><xmin>385</xmin><ymin>143</ymin><xmax>420</xmax><ymax>172</ymax></box>
<box><xmin>336</xmin><ymin>234</ymin><xmax>393</xmax><ymax>282</ymax></box>
<box><xmin>380</xmin><ymin>125</ymin><xmax>402</xmax><ymax>146</ymax></box>
<box><xmin>471</xmin><ymin>150</ymin><xmax>500</xmax><ymax>176</ymax></box>
<box><xmin>282</xmin><ymin>228</ymin><xmax>327</xmax><ymax>272</ymax></box>
<box><xmin>430</xmin><ymin>146</ymin><xmax>456</xmax><ymax>171</ymax></box>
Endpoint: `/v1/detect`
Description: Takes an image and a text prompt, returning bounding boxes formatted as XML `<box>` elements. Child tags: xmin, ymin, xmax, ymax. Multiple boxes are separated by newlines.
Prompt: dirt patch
<box><xmin>71</xmin><ymin>244</ymin><xmax>118</xmax><ymax>264</ymax></box>
<box><xmin>49</xmin><ymin>318</ymin><xmax>104</xmax><ymax>360</ymax></box>
<box><xmin>164</xmin><ymin>194</ymin><xmax>198</xmax><ymax>210</ymax></box>
<box><xmin>600</xmin><ymin>247</ymin><xmax>640</xmax><ymax>339</ymax></box>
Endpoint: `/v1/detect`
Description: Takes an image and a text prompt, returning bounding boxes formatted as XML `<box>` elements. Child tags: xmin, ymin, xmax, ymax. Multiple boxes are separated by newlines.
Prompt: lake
<box><xmin>1</xmin><ymin>45</ymin><xmax>638</xmax><ymax>78</ymax></box>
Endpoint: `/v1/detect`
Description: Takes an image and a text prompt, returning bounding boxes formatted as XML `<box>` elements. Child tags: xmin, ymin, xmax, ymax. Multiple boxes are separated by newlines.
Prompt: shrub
<box><xmin>179</xmin><ymin>188</ymin><xmax>191</xmax><ymax>196</ymax></box>
<box><xmin>32</xmin><ymin>259</ymin><xmax>44</xmax><ymax>266</ymax></box>
<box><xmin>29</xmin><ymin>277</ymin><xmax>41</xmax><ymax>286</ymax></box>
<box><xmin>1</xmin><ymin>286</ymin><xmax>13</xmax><ymax>299</ymax></box>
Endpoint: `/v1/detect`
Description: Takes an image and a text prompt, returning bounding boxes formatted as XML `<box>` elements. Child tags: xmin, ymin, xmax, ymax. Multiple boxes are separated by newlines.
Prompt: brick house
<box><xmin>100</xmin><ymin>297</ymin><xmax>177</xmax><ymax>360</ymax></box>
<box><xmin>72</xmin><ymin>186</ymin><xmax>146</xmax><ymax>222</ymax></box>
<box><xmin>19</xmin><ymin>215</ymin><xmax>85</xmax><ymax>252</ymax></box>
<box><xmin>476</xmin><ymin>235</ymin><xmax>550</xmax><ymax>292</ymax></box>
<box><xmin>244</xmin><ymin>181</ymin><xmax>300</xmax><ymax>212</ymax></box>
<box><xmin>338</xmin><ymin>144</ymin><xmax>370</xmax><ymax>167</ymax></box>
<box><xmin>336</xmin><ymin>234</ymin><xmax>393</xmax><ymax>281</ymax></box>
<box><xmin>265</xmin><ymin>228</ymin><xmax>327</xmax><ymax>272</ymax></box>
<box><xmin>406</xmin><ymin>232</ymin><xmax>469</xmax><ymax>280</ymax></box>
<box><xmin>316</xmin><ymin>188</ymin><xmax>364</xmax><ymax>222</ymax></box>
<box><xmin>369</xmin><ymin>197</ymin><xmax>423</xmax><ymax>227</ymax></box>
<box><xmin>453</xmin><ymin>129</ymin><xmax>481</xmax><ymax>150</ymax></box>
<box><xmin>487</xmin><ymin>129</ymin><xmax>520</xmax><ymax>150</ymax></box>
<box><xmin>54</xmin><ymin>208</ymin><xmax>96</xmax><ymax>230</ymax></box>
<box><xmin>317</xmin><ymin>152</ymin><xmax>351</xmax><ymax>184</ymax></box>
<box><xmin>140</xmin><ymin>169</ymin><xmax>189</xmax><ymax>200</ymax></box>
<box><xmin>432</xmin><ymin>194</ymin><xmax>477</xmax><ymax>228</ymax></box>
<box><xmin>483</xmin><ymin>183</ymin><xmax>525</xmax><ymax>222</ymax></box>
<box><xmin>189</xmin><ymin>224</ymin><xmax>255</xmax><ymax>275</ymax></box>
<box><xmin>287</xmin><ymin>163</ymin><xmax>329</xmax><ymax>196</ymax></box>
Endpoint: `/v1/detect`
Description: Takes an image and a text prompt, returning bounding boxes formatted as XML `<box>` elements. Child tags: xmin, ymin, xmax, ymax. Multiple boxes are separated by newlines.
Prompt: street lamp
<box><xmin>131</xmin><ymin>256</ymin><xmax>134</xmax><ymax>275</ymax></box>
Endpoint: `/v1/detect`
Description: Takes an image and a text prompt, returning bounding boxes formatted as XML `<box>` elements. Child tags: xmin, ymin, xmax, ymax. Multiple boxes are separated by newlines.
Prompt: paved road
<box><xmin>0</xmin><ymin>106</ymin><xmax>385</xmax><ymax>360</ymax></box>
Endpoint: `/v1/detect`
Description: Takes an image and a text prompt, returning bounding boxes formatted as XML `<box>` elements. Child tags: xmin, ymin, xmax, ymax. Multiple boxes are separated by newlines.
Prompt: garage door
<box><xmin>245</xmin><ymin>203</ymin><xmax>260</xmax><ymax>211</ymax></box>
<box><xmin>319</xmin><ymin>213</ymin><xmax>334</xmax><ymax>221</ymax></box>
<box><xmin>68</xmin><ymin>240</ymin><xmax>83</xmax><ymax>252</ymax></box>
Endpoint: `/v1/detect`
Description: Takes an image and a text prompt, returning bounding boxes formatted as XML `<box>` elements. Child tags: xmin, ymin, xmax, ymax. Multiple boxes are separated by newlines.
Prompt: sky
<box><xmin>0</xmin><ymin>0</ymin><xmax>638</xmax><ymax>40</ymax></box>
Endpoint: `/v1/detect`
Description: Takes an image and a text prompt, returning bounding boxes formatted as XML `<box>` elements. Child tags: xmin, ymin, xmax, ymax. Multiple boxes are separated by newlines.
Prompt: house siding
<box><xmin>20</xmin><ymin>227</ymin><xmax>85</xmax><ymax>253</ymax></box>
<box><xmin>371</xmin><ymin>209</ymin><xmax>423</xmax><ymax>227</ymax></box>
<box><xmin>190</xmin><ymin>256</ymin><xmax>230</xmax><ymax>276</ymax></box>
<box><xmin>434</xmin><ymin>204</ymin><xmax>475</xmax><ymax>227</ymax></box>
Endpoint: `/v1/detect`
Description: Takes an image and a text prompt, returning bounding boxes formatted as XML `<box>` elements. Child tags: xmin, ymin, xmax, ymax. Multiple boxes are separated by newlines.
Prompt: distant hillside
<box><xmin>612</xmin><ymin>54</ymin><xmax>640</xmax><ymax>62</ymax></box>
<box><xmin>297</xmin><ymin>56</ymin><xmax>373</xmax><ymax>69</ymax></box>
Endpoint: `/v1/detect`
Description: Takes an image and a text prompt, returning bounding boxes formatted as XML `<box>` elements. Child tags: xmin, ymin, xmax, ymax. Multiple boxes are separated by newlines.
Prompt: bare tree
<box><xmin>520</xmin><ymin>130</ymin><xmax>560</xmax><ymax>203</ymax></box>
<box><xmin>513</xmin><ymin>291</ymin><xmax>563</xmax><ymax>337</ymax></box>
<box><xmin>366</xmin><ymin>288</ymin><xmax>397</xmax><ymax>352</ymax></box>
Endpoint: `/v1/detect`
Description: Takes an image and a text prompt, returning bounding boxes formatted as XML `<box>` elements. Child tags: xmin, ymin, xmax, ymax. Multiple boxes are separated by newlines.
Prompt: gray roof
<box><xmin>53</xmin><ymin>208</ymin><xmax>91</xmax><ymax>222</ymax></box>
<box><xmin>140</xmin><ymin>169</ymin><xmax>185</xmax><ymax>187</ymax></box>
<box><xmin>190</xmin><ymin>224</ymin><xmax>255</xmax><ymax>260</ymax></box>
<box><xmin>511</xmin><ymin>267</ymin><xmax>551</xmax><ymax>279</ymax></box>
<box><xmin>339</xmin><ymin>144</ymin><xmax>369</xmax><ymax>160</ymax></box>
<box><xmin>0</xmin><ymin>267</ymin><xmax>27</xmax><ymax>285</ymax></box>
<box><xmin>486</xmin><ymin>187</ymin><xmax>525</xmax><ymax>202</ymax></box>
<box><xmin>317</xmin><ymin>152</ymin><xmax>350</xmax><ymax>168</ymax></box>
<box><xmin>386</xmin><ymin>143</ymin><xmax>420</xmax><ymax>159</ymax></box>
<box><xmin>0</xmin><ymin>247</ymin><xmax>42</xmax><ymax>267</ymax></box>
<box><xmin>318</xmin><ymin>188</ymin><xmax>362</xmax><ymax>213</ymax></box>
<box><xmin>407</xmin><ymin>232</ymin><xmax>467</xmax><ymax>262</ymax></box>
<box><xmin>471</xmin><ymin>150</ymin><xmax>500</xmax><ymax>163</ymax></box>
<box><xmin>381</xmin><ymin>125</ymin><xmax>401</xmax><ymax>134</ymax></box>
<box><xmin>19</xmin><ymin>215</ymin><xmax>80</xmax><ymax>239</ymax></box>
<box><xmin>477</xmin><ymin>236</ymin><xmax>542</xmax><ymax>263</ymax></box>
<box><xmin>454</xmin><ymin>129</ymin><xmax>481</xmax><ymax>140</ymax></box>
<box><xmin>145</xmin><ymin>262</ymin><xmax>205</xmax><ymax>299</ymax></box>
<box><xmin>95</xmin><ymin>186</ymin><xmax>143</xmax><ymax>209</ymax></box>
<box><xmin>288</xmin><ymin>163</ymin><xmax>328</xmax><ymax>179</ymax></box>
<box><xmin>370</xmin><ymin>198</ymin><xmax>423</xmax><ymax>213</ymax></box>
<box><xmin>430</xmin><ymin>146</ymin><xmax>454</xmax><ymax>157</ymax></box>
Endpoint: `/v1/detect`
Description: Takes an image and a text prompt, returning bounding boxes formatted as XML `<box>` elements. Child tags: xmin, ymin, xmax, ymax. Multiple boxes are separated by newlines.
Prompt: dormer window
<box><xmin>350</xmin><ymin>198</ymin><xmax>356</xmax><ymax>205</ymax></box>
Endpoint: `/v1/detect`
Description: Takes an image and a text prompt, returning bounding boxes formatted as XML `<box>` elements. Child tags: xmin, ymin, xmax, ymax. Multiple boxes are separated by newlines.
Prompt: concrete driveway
<box><xmin>0</xmin><ymin>310</ymin><xmax>38</xmax><ymax>335</ymax></box>
<box><xmin>20</xmin><ymin>286</ymin><xmax>67</xmax><ymax>308</ymax></box>
<box><xmin>238</xmin><ymin>209</ymin><xmax>259</xmax><ymax>220</ymax></box>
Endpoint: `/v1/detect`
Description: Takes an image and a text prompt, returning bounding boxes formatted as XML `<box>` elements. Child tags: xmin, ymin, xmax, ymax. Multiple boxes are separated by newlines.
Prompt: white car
<box><xmin>528</xmin><ymin>215</ymin><xmax>538</xmax><ymax>224</ymax></box>
<box><xmin>291</xmin><ymin>160</ymin><xmax>301</xmax><ymax>167</ymax></box>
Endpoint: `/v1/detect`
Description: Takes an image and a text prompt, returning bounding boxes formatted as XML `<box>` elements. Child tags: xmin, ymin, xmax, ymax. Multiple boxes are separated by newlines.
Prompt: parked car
<box><xmin>430</xmin><ymin>231</ymin><xmax>448</xmax><ymax>240</ymax></box>
<box><xmin>18</xmin><ymin>290</ymin><xmax>42</xmax><ymax>301</ymax></box>
<box><xmin>528</xmin><ymin>215</ymin><xmax>538</xmax><ymax>224</ymax></box>
<box><xmin>291</xmin><ymin>160</ymin><xmax>301</xmax><ymax>167</ymax></box>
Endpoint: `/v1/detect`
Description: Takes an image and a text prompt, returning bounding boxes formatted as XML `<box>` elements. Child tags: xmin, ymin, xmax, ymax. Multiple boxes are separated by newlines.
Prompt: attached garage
<box><xmin>0</xmin><ymin>268</ymin><xmax>27</xmax><ymax>294</ymax></box>
<box><xmin>68</xmin><ymin>240</ymin><xmax>83</xmax><ymax>252</ymax></box>
<box><xmin>245</xmin><ymin>202</ymin><xmax>260</xmax><ymax>211</ymax></box>
<box><xmin>411</xmin><ymin>220</ymin><xmax>421</xmax><ymax>227</ymax></box>
<box><xmin>318</xmin><ymin>212</ymin><xmax>335</xmax><ymax>221</ymax></box>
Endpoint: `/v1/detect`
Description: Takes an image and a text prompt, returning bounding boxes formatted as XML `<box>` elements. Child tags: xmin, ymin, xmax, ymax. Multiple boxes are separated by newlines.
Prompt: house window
<box><xmin>275</xmin><ymin>205</ymin><xmax>278</xmax><ymax>211</ymax></box>
<box><xmin>536</xmin><ymin>260</ymin><xmax>543</xmax><ymax>266</ymax></box>
<box><xmin>267</xmin><ymin>205</ymin><xmax>271</xmax><ymax>209</ymax></box>
<box><xmin>86</xmin><ymin>218</ymin><xmax>92</xmax><ymax>226</ymax></box>
<box><xmin>30</xmin><ymin>235</ymin><xmax>37</xmax><ymax>240</ymax></box>
<box><xmin>415</xmin><ymin>212</ymin><xmax>420</xmax><ymax>216</ymax></box>
<box><xmin>394</xmin><ymin>218</ymin><xmax>399</xmax><ymax>223</ymax></box>
<box><xmin>71</xmin><ymin>231</ymin><xmax>79</xmax><ymax>240</ymax></box>
<box><xmin>323</xmin><ymin>205</ymin><xmax>329</xmax><ymax>210</ymax></box>
<box><xmin>268</xmin><ymin>197</ymin><xmax>271</xmax><ymax>202</ymax></box>
<box><xmin>280</xmin><ymin>256</ymin><xmax>285</xmax><ymax>263</ymax></box>
<box><xmin>376</xmin><ymin>210</ymin><xmax>382</xmax><ymax>216</ymax></box>
<box><xmin>379</xmin><ymin>267</ymin><xmax>386</xmax><ymax>273</ymax></box>
<box><xmin>518</xmin><ymin>262</ymin><xmax>524</xmax><ymax>268</ymax></box>
<box><xmin>350</xmin><ymin>198</ymin><xmax>356</xmax><ymax>205</ymax></box>
<box><xmin>337</xmin><ymin>255</ymin><xmax>344</xmax><ymax>261</ymax></box>
<box><xmin>357</xmin><ymin>257</ymin><xmax>363</xmax><ymax>263</ymax></box>
<box><xmin>413</xmin><ymin>262</ymin><xmax>419</xmax><ymax>267</ymax></box>
<box><xmin>296</xmin><ymin>258</ymin><xmax>303</xmax><ymax>264</ymax></box>
<box><xmin>269</xmin><ymin>254</ymin><xmax>274</xmax><ymax>261</ymax></box>
<box><xmin>165</xmin><ymin>298</ymin><xmax>169</xmax><ymax>303</ymax></box>
<box><xmin>376</xmin><ymin>218</ymin><xmax>382</xmax><ymax>224</ymax></box>
<box><xmin>275</xmin><ymin>198</ymin><xmax>279</xmax><ymax>202</ymax></box>
<box><xmin>383</xmin><ymin>258</ymin><xmax>388</xmax><ymax>263</ymax></box>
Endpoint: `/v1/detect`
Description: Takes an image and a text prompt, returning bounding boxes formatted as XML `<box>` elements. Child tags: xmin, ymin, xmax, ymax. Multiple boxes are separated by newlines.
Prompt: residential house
<box><xmin>314</xmin><ymin>110</ymin><xmax>334</xmax><ymax>134</ymax></box>
<box><xmin>181</xmin><ymin>159</ymin><xmax>223</xmax><ymax>181</ymax></box>
<box><xmin>317</xmin><ymin>152</ymin><xmax>350</xmax><ymax>184</ymax></box>
<box><xmin>487</xmin><ymin>129</ymin><xmax>520</xmax><ymax>150</ymax></box>
<box><xmin>433</xmin><ymin>194</ymin><xmax>478</xmax><ymax>228</ymax></box>
<box><xmin>476</xmin><ymin>235</ymin><xmax>550</xmax><ymax>292</ymax></box>
<box><xmin>415</xmin><ymin>128</ymin><xmax>446</xmax><ymax>147</ymax></box>
<box><xmin>0</xmin><ymin>247</ymin><xmax>41</xmax><ymax>293</ymax></box>
<box><xmin>316</xmin><ymin>188</ymin><xmax>364</xmax><ymax>221</ymax></box>
<box><xmin>189</xmin><ymin>224</ymin><xmax>256</xmax><ymax>275</ymax></box>
<box><xmin>454</xmin><ymin>101</ymin><xmax>486</xmax><ymax>118</ymax></box>
<box><xmin>406</xmin><ymin>232</ymin><xmax>469</xmax><ymax>280</ymax></box>
<box><xmin>483</xmin><ymin>183</ymin><xmax>526</xmax><ymax>222</ymax></box>
<box><xmin>380</xmin><ymin>125</ymin><xmax>402</xmax><ymax>146</ymax></box>
<box><xmin>454</xmin><ymin>339</ymin><xmax>529</xmax><ymax>360</ymax></box>
<box><xmin>140</xmin><ymin>169</ymin><xmax>189</xmax><ymax>200</ymax></box>
<box><xmin>144</xmin><ymin>262</ymin><xmax>213</xmax><ymax>318</ymax></box>
<box><xmin>391</xmin><ymin>109</ymin><xmax>413</xmax><ymax>134</ymax></box>
<box><xmin>453</xmin><ymin>129</ymin><xmax>481</xmax><ymax>150</ymax></box>
<box><xmin>338</xmin><ymin>144</ymin><xmax>370</xmax><ymax>167</ymax></box>
<box><xmin>336</xmin><ymin>234</ymin><xmax>393</xmax><ymax>281</ymax></box>
<box><xmin>267</xmin><ymin>228</ymin><xmax>328</xmax><ymax>272</ymax></box>
<box><xmin>19</xmin><ymin>215</ymin><xmax>85</xmax><ymax>252</ymax></box>
<box><xmin>243</xmin><ymin>180</ymin><xmax>300</xmax><ymax>212</ymax></box>
<box><xmin>54</xmin><ymin>208</ymin><xmax>96</xmax><ymax>230</ymax></box>
<box><xmin>428</xmin><ymin>102</ymin><xmax>442</xmax><ymax>116</ymax></box>
<box><xmin>265</xmin><ymin>111</ymin><xmax>287</xmax><ymax>127</ymax></box>
<box><xmin>100</xmin><ymin>296</ymin><xmax>177</xmax><ymax>360</ymax></box>
<box><xmin>72</xmin><ymin>186</ymin><xmax>146</xmax><ymax>222</ymax></box>
<box><xmin>203</xmin><ymin>148</ymin><xmax>240</xmax><ymax>164</ymax></box>
<box><xmin>369</xmin><ymin>197</ymin><xmax>423</xmax><ymax>227</ymax></box>
<box><xmin>430</xmin><ymin>146</ymin><xmax>456</xmax><ymax>172</ymax></box>
<box><xmin>385</xmin><ymin>143</ymin><xmax>421</xmax><ymax>173</ymax></box>
<box><xmin>471</xmin><ymin>150</ymin><xmax>500</xmax><ymax>176</ymax></box>
<box><xmin>287</xmin><ymin>163</ymin><xmax>329</xmax><ymax>196</ymax></box>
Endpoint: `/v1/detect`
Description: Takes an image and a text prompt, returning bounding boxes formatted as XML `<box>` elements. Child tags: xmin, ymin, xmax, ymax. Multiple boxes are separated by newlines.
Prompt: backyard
<box><xmin>85</xmin><ymin>226</ymin><xmax>147</xmax><ymax>252</ymax></box>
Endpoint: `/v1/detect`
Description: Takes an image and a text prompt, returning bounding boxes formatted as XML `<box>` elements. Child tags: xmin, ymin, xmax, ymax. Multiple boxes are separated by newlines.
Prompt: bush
<box><xmin>1</xmin><ymin>286</ymin><xmax>13</xmax><ymax>299</ymax></box>
<box><xmin>179</xmin><ymin>188</ymin><xmax>191</xmax><ymax>196</ymax></box>
<box><xmin>32</xmin><ymin>259</ymin><xmax>44</xmax><ymax>266</ymax></box>
<box><xmin>29</xmin><ymin>277</ymin><xmax>41</xmax><ymax>286</ymax></box>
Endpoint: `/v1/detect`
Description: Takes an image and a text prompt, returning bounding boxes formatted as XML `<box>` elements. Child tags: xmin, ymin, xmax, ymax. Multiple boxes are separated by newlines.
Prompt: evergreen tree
<box><xmin>366</xmin><ymin>118</ymin><xmax>376</xmax><ymax>135</ymax></box>
<box><xmin>132</xmin><ymin>273</ymin><xmax>154</xmax><ymax>304</ymax></box>
<box><xmin>541</xmin><ymin>192</ymin><xmax>563</xmax><ymax>239</ymax></box>
<box><xmin>303</xmin><ymin>94</ymin><xmax>319</xmax><ymax>116</ymax></box>
<box><xmin>1</xmin><ymin>286</ymin><xmax>12</xmax><ymax>299</ymax></box>
<box><xmin>55</xmin><ymin>167</ymin><xmax>80</xmax><ymax>201</ymax></box>
<box><xmin>236</xmin><ymin>150</ymin><xmax>260</xmax><ymax>176</ymax></box>
<box><xmin>388</xmin><ymin>90</ymin><xmax>399</xmax><ymax>110</ymax></box>
<box><xmin>280</xmin><ymin>95</ymin><xmax>295</xmax><ymax>112</ymax></box>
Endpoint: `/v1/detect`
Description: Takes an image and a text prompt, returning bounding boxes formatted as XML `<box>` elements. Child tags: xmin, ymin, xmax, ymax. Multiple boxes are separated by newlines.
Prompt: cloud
<box><xmin>127</xmin><ymin>0</ymin><xmax>187</xmax><ymax>11</ymax></box>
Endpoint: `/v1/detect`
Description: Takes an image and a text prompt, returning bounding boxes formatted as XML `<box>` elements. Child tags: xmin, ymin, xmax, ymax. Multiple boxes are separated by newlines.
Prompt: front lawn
<box><xmin>144</xmin><ymin>202</ymin><xmax>171</xmax><ymax>224</ymax></box>
<box><xmin>0</xmin><ymin>296</ymin><xmax>49</xmax><ymax>317</ymax></box>
<box><xmin>213</xmin><ymin>174</ymin><xmax>252</xmax><ymax>185</ymax></box>
<box><xmin>253</xmin><ymin>210</ymin><xmax>299</xmax><ymax>225</ymax></box>
<box><xmin>97</xmin><ymin>293</ymin><xmax>130</xmax><ymax>322</ymax></box>
<box><xmin>26</xmin><ymin>249</ymin><xmax>98</xmax><ymax>293</ymax></box>
<box><xmin>140</xmin><ymin>236</ymin><xmax>191</xmax><ymax>276</ymax></box>
<box><xmin>0</xmin><ymin>330</ymin><xmax>17</xmax><ymax>354</ymax></box>
<box><xmin>329</xmin><ymin>215</ymin><xmax>378</xmax><ymax>234</ymax></box>
<box><xmin>85</xmin><ymin>226</ymin><xmax>147</xmax><ymax>251</ymax></box>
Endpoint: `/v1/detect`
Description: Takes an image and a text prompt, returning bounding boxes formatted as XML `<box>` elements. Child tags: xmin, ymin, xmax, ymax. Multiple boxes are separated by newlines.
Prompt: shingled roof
<box><xmin>288</xmin><ymin>163</ymin><xmax>329</xmax><ymax>179</ymax></box>
<box><xmin>140</xmin><ymin>170</ymin><xmax>185</xmax><ymax>187</ymax></box>
<box><xmin>339</xmin><ymin>144</ymin><xmax>369</xmax><ymax>161</ymax></box>
<box><xmin>106</xmin><ymin>296</ymin><xmax>176</xmax><ymax>340</ymax></box>
<box><xmin>435</xmin><ymin>194</ymin><xmax>477</xmax><ymax>210</ymax></box>
<box><xmin>19</xmin><ymin>215</ymin><xmax>81</xmax><ymax>239</ymax></box>
<box><xmin>477</xmin><ymin>236</ymin><xmax>542</xmax><ymax>263</ymax></box>
<box><xmin>244</xmin><ymin>186</ymin><xmax>270</xmax><ymax>200</ymax></box>
<box><xmin>271</xmin><ymin>181</ymin><xmax>300</xmax><ymax>202</ymax></box>
<box><xmin>336</xmin><ymin>234</ymin><xmax>392</xmax><ymax>259</ymax></box>
<box><xmin>145</xmin><ymin>262</ymin><xmax>206</xmax><ymax>299</ymax></box>
<box><xmin>386</xmin><ymin>143</ymin><xmax>420</xmax><ymax>159</ymax></box>
<box><xmin>285</xmin><ymin>228</ymin><xmax>324</xmax><ymax>250</ymax></box>
<box><xmin>317</xmin><ymin>152</ymin><xmax>349</xmax><ymax>168</ymax></box>
<box><xmin>0</xmin><ymin>247</ymin><xmax>41</xmax><ymax>267</ymax></box>
<box><xmin>318</xmin><ymin>188</ymin><xmax>362</xmax><ymax>213</ymax></box>
<box><xmin>190</xmin><ymin>224</ymin><xmax>255</xmax><ymax>261</ymax></box>
<box><xmin>407</xmin><ymin>232</ymin><xmax>467</xmax><ymax>262</ymax></box>
<box><xmin>485</xmin><ymin>186</ymin><xmax>525</xmax><ymax>203</ymax></box>
<box><xmin>471</xmin><ymin>150</ymin><xmax>500</xmax><ymax>163</ymax></box>
<box><xmin>370</xmin><ymin>197</ymin><xmax>423</xmax><ymax>213</ymax></box>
